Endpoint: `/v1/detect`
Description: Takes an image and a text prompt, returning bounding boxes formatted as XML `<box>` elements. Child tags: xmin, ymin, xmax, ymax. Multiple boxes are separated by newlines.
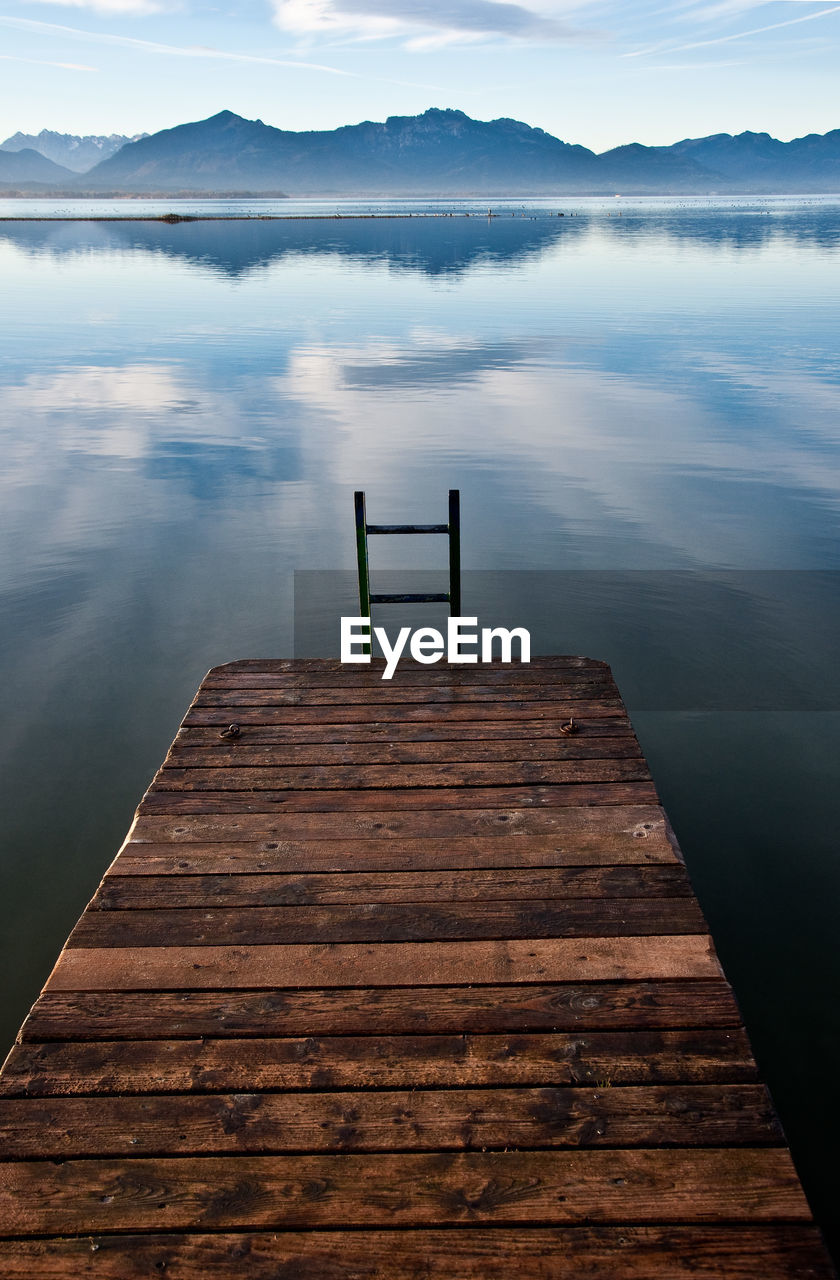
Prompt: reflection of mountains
<box><xmin>0</xmin><ymin>216</ymin><xmax>584</xmax><ymax>278</ymax></box>
<box><xmin>1</xmin><ymin>205</ymin><xmax>837</xmax><ymax>274</ymax></box>
<box><xmin>600</xmin><ymin>207</ymin><xmax>840</xmax><ymax>253</ymax></box>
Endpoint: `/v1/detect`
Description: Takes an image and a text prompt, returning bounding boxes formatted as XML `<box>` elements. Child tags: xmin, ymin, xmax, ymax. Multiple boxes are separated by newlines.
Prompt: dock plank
<box><xmin>175</xmin><ymin>718</ymin><xmax>636</xmax><ymax>744</ymax></box>
<box><xmin>182</xmin><ymin>698</ymin><xmax>630</xmax><ymax>726</ymax></box>
<box><xmin>189</xmin><ymin>680</ymin><xmax>617</xmax><ymax>706</ymax></box>
<box><xmin>166</xmin><ymin>737</ymin><xmax>643</xmax><ymax>767</ymax></box>
<box><xmin>44</xmin><ymin>934</ymin><xmax>720</xmax><ymax>990</ymax></box>
<box><xmin>0</xmin><ymin>1084</ymin><xmax>783</xmax><ymax>1156</ymax></box>
<box><xmin>138</xmin><ymin>781</ymin><xmax>660</xmax><ymax>813</ymax></box>
<box><xmin>0</xmin><ymin>1150</ymin><xmax>813</xmax><ymax>1235</ymax></box>
<box><xmin>18</xmin><ymin>980</ymin><xmax>744</xmax><ymax>1041</ymax></box>
<box><xmin>1</xmin><ymin>1228</ymin><xmax>833</xmax><ymax>1280</ymax></box>
<box><xmin>0</xmin><ymin>1029</ymin><xmax>758</xmax><ymax>1097</ymax></box>
<box><xmin>68</xmin><ymin>898</ymin><xmax>708</xmax><ymax>947</ymax></box>
<box><xmin>0</xmin><ymin>657</ymin><xmax>832</xmax><ymax>1277</ymax></box>
<box><xmin>151</xmin><ymin>758</ymin><xmax>651</xmax><ymax>790</ymax></box>
<box><xmin>91</xmin><ymin>865</ymin><xmax>694</xmax><ymax>907</ymax></box>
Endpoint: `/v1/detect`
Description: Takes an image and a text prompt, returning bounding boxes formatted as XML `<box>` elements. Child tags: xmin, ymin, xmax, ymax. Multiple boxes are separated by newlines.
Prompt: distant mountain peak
<box><xmin>0</xmin><ymin>128</ymin><xmax>147</xmax><ymax>173</ymax></box>
<box><xmin>421</xmin><ymin>107</ymin><xmax>469</xmax><ymax>119</ymax></box>
<box><xmin>0</xmin><ymin>147</ymin><xmax>75</xmax><ymax>184</ymax></box>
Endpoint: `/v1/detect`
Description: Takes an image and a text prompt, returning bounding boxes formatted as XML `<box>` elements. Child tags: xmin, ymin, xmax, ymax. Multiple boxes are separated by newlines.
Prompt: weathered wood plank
<box><xmin>151</xmin><ymin>759</ymin><xmax>651</xmax><ymax>792</ymax></box>
<box><xmin>69</xmin><ymin>899</ymin><xmax>708</xmax><ymax>948</ymax></box>
<box><xmin>167</xmin><ymin>737</ymin><xmax>643</xmax><ymax>766</ymax></box>
<box><xmin>18</xmin><ymin>980</ymin><xmax>743</xmax><ymax>1041</ymax></box>
<box><xmin>115</xmin><ymin>830</ymin><xmax>676</xmax><ymax>875</ymax></box>
<box><xmin>115</xmin><ymin>844</ymin><xmax>676</xmax><ymax>875</ymax></box>
<box><xmin>175</xmin><ymin>719</ymin><xmax>636</xmax><ymax>746</ymax></box>
<box><xmin>191</xmin><ymin>680</ymin><xmax>616</xmax><ymax>707</ymax></box>
<box><xmin>0</xmin><ymin>1030</ymin><xmax>756</xmax><ymax>1096</ymax></box>
<box><xmin>0</xmin><ymin>1150</ymin><xmax>812</xmax><ymax>1234</ymax></box>
<box><xmin>202</xmin><ymin>666</ymin><xmax>608</xmax><ymax>685</ymax></box>
<box><xmin>213</xmin><ymin>657</ymin><xmax>606</xmax><ymax>672</ymax></box>
<box><xmin>202</xmin><ymin>661</ymin><xmax>610</xmax><ymax>688</ymax></box>
<box><xmin>139</xmin><ymin>782</ymin><xmax>659</xmax><ymax>815</ymax></box>
<box><xmin>0</xmin><ymin>1226</ymin><xmax>831</xmax><ymax>1280</ymax></box>
<box><xmin>92</xmin><ymin>866</ymin><xmax>694</xmax><ymax>909</ymax></box>
<box><xmin>127</xmin><ymin>804</ymin><xmax>671</xmax><ymax>849</ymax></box>
<box><xmin>0</xmin><ymin>1085</ymin><xmax>783</xmax><ymax>1157</ymax></box>
<box><xmin>44</xmin><ymin>934</ymin><xmax>719</xmax><ymax>992</ymax></box>
<box><xmin>183</xmin><ymin>700</ymin><xmax>629</xmax><ymax>727</ymax></box>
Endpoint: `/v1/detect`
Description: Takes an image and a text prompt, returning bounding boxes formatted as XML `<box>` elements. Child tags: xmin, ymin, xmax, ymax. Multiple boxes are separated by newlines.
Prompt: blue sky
<box><xmin>1</xmin><ymin>0</ymin><xmax>838</xmax><ymax>151</ymax></box>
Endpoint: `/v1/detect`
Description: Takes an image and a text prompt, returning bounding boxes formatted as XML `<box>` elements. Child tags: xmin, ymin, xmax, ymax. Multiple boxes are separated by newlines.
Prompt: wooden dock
<box><xmin>0</xmin><ymin>656</ymin><xmax>834</xmax><ymax>1277</ymax></box>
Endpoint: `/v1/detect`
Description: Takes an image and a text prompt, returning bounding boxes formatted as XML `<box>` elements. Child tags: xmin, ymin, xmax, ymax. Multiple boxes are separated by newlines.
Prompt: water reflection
<box><xmin>0</xmin><ymin>201</ymin><xmax>839</xmax><ymax>1255</ymax></box>
<box><xmin>0</xmin><ymin>215</ymin><xmax>582</xmax><ymax>278</ymax></box>
<box><xmin>1</xmin><ymin>199</ymin><xmax>838</xmax><ymax>277</ymax></box>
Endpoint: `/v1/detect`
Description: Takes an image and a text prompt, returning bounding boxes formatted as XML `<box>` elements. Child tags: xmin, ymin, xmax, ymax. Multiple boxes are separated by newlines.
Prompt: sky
<box><xmin>0</xmin><ymin>0</ymin><xmax>838</xmax><ymax>152</ymax></box>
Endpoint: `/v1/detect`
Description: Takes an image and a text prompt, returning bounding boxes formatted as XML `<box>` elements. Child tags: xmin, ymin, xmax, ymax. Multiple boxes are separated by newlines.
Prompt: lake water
<box><xmin>1</xmin><ymin>196</ymin><xmax>838</xmax><ymax>1251</ymax></box>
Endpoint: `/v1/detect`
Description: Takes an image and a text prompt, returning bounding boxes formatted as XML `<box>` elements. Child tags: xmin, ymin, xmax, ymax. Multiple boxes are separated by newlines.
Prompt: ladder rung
<box><xmin>366</xmin><ymin>524</ymin><xmax>449</xmax><ymax>535</ymax></box>
<box><xmin>369</xmin><ymin>593</ymin><xmax>450</xmax><ymax>604</ymax></box>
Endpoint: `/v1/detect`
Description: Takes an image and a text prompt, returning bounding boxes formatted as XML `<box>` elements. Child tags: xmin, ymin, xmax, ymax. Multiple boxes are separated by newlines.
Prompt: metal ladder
<box><xmin>354</xmin><ymin>490</ymin><xmax>461</xmax><ymax>627</ymax></box>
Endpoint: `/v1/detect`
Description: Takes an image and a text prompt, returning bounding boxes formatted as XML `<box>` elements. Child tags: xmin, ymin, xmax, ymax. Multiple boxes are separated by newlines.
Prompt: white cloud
<box><xmin>272</xmin><ymin>0</ymin><xmax>596</xmax><ymax>44</ymax></box>
<box><xmin>20</xmin><ymin>0</ymin><xmax>165</xmax><ymax>15</ymax></box>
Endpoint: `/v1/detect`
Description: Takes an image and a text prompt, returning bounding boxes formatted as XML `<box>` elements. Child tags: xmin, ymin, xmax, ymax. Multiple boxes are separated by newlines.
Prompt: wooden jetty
<box><xmin>0</xmin><ymin>656</ymin><xmax>834</xmax><ymax>1277</ymax></box>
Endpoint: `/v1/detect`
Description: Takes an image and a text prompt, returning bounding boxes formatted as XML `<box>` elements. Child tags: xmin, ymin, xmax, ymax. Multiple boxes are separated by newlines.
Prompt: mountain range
<box><xmin>0</xmin><ymin>129</ymin><xmax>146</xmax><ymax>173</ymax></box>
<box><xmin>1</xmin><ymin>109</ymin><xmax>838</xmax><ymax>195</ymax></box>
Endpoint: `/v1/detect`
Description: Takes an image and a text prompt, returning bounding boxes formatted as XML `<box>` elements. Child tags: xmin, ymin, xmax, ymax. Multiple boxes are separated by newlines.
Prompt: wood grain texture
<box><xmin>138</xmin><ymin>781</ymin><xmax>659</xmax><ymax>815</ymax></box>
<box><xmin>192</xmin><ymin>676</ymin><xmax>616</xmax><ymax>702</ymax></box>
<box><xmin>0</xmin><ymin>1227</ymin><xmax>833</xmax><ymax>1280</ymax></box>
<box><xmin>18</xmin><ymin>980</ymin><xmax>743</xmax><ymax>1041</ymax></box>
<box><xmin>175</xmin><ymin>718</ymin><xmax>636</xmax><ymax>745</ymax></box>
<box><xmin>166</xmin><ymin>740</ymin><xmax>643</xmax><ymax>770</ymax></box>
<box><xmin>0</xmin><ymin>1030</ymin><xmax>758</xmax><ymax>1097</ymax></box>
<box><xmin>182</xmin><ymin>699</ymin><xmax>629</xmax><ymax>727</ymax></box>
<box><xmin>127</xmin><ymin>802</ymin><xmax>671</xmax><ymax>844</ymax></box>
<box><xmin>0</xmin><ymin>1084</ymin><xmax>784</xmax><ymax>1157</ymax></box>
<box><xmin>91</xmin><ymin>865</ymin><xmax>693</xmax><ymax>908</ymax></box>
<box><xmin>0</xmin><ymin>1149</ymin><xmax>813</xmax><ymax>1234</ymax></box>
<box><xmin>201</xmin><ymin>661</ymin><xmax>610</xmax><ymax>687</ymax></box>
<box><xmin>151</xmin><ymin>758</ymin><xmax>651</xmax><ymax>792</ymax></box>
<box><xmin>44</xmin><ymin>934</ymin><xmax>721</xmax><ymax>991</ymax></box>
<box><xmin>68</xmin><ymin>898</ymin><xmax>708</xmax><ymax>948</ymax></box>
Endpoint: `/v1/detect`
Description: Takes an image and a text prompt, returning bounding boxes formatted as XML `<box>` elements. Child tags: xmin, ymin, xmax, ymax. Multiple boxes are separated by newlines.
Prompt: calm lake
<box><xmin>1</xmin><ymin>196</ymin><xmax>838</xmax><ymax>1249</ymax></box>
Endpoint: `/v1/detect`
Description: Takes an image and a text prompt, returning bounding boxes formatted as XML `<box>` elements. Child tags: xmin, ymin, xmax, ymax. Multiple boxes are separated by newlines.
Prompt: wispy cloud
<box><xmin>0</xmin><ymin>14</ymin><xmax>454</xmax><ymax>87</ymax></box>
<box><xmin>272</xmin><ymin>0</ymin><xmax>597</xmax><ymax>44</ymax></box>
<box><xmin>0</xmin><ymin>15</ymin><xmax>362</xmax><ymax>74</ymax></box>
<box><xmin>685</xmin><ymin>0</ymin><xmax>836</xmax><ymax>18</ymax></box>
<box><xmin>0</xmin><ymin>52</ymin><xmax>96</xmax><ymax>70</ymax></box>
<box><xmin>628</xmin><ymin>58</ymin><xmax>744</xmax><ymax>70</ymax></box>
<box><xmin>625</xmin><ymin>2</ymin><xmax>840</xmax><ymax>56</ymax></box>
<box><xmin>20</xmin><ymin>0</ymin><xmax>164</xmax><ymax>13</ymax></box>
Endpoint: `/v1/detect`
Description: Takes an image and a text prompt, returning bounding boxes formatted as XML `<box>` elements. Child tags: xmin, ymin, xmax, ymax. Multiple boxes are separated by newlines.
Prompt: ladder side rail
<box><xmin>354</xmin><ymin>490</ymin><xmax>372</xmax><ymax>655</ymax></box>
<box><xmin>448</xmin><ymin>489</ymin><xmax>461</xmax><ymax>615</ymax></box>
